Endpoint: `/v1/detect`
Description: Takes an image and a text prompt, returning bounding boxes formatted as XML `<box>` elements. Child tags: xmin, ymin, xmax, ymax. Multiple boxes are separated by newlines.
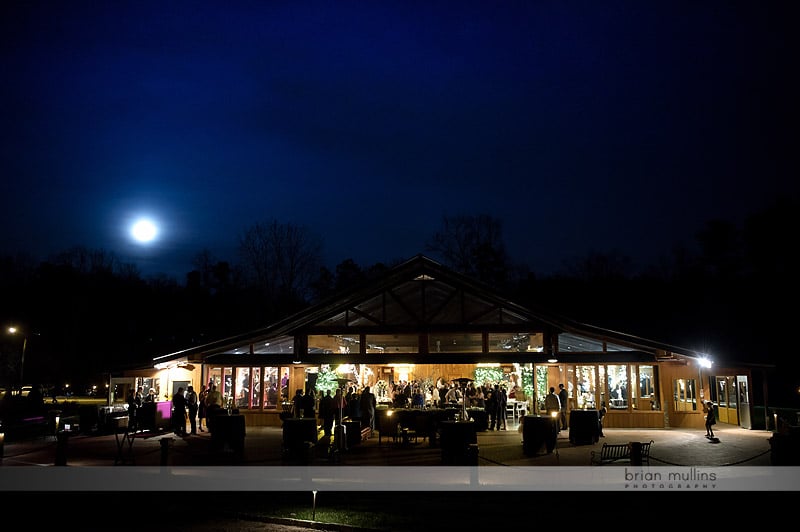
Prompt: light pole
<box><xmin>7</xmin><ymin>327</ymin><xmax>27</xmax><ymax>388</ymax></box>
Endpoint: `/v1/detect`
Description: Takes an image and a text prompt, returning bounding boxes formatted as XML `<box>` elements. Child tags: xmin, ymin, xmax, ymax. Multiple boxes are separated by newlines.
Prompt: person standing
<box><xmin>544</xmin><ymin>386</ymin><xmax>561</xmax><ymax>433</ymax></box>
<box><xmin>494</xmin><ymin>384</ymin><xmax>508</xmax><ymax>430</ymax></box>
<box><xmin>197</xmin><ymin>384</ymin><xmax>208</xmax><ymax>432</ymax></box>
<box><xmin>302</xmin><ymin>388</ymin><xmax>316</xmax><ymax>419</ymax></box>
<box><xmin>360</xmin><ymin>385</ymin><xmax>377</xmax><ymax>433</ymax></box>
<box><xmin>320</xmin><ymin>389</ymin><xmax>334</xmax><ymax>436</ymax></box>
<box><xmin>205</xmin><ymin>384</ymin><xmax>223</xmax><ymax>432</ymax></box>
<box><xmin>558</xmin><ymin>383</ymin><xmax>569</xmax><ymax>431</ymax></box>
<box><xmin>186</xmin><ymin>385</ymin><xmax>199</xmax><ymax>435</ymax></box>
<box><xmin>705</xmin><ymin>401</ymin><xmax>716</xmax><ymax>438</ymax></box>
<box><xmin>172</xmin><ymin>387</ymin><xmax>187</xmax><ymax>436</ymax></box>
<box><xmin>126</xmin><ymin>387</ymin><xmax>139</xmax><ymax>432</ymax></box>
<box><xmin>486</xmin><ymin>387</ymin><xmax>498</xmax><ymax>430</ymax></box>
<box><xmin>333</xmin><ymin>388</ymin><xmax>347</xmax><ymax>426</ymax></box>
<box><xmin>292</xmin><ymin>389</ymin><xmax>305</xmax><ymax>417</ymax></box>
<box><xmin>598</xmin><ymin>400</ymin><xmax>607</xmax><ymax>437</ymax></box>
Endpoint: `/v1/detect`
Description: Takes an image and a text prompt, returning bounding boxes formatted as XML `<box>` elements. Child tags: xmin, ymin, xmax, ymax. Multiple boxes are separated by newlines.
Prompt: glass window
<box><xmin>673</xmin><ymin>378</ymin><xmax>697</xmax><ymax>412</ymax></box>
<box><xmin>558</xmin><ymin>333</ymin><xmax>605</xmax><ymax>352</ymax></box>
<box><xmin>607</xmin><ymin>365</ymin><xmax>628</xmax><ymax>409</ymax></box>
<box><xmin>488</xmin><ymin>333</ymin><xmax>543</xmax><ymax>352</ymax></box>
<box><xmin>262</xmin><ymin>367</ymin><xmax>279</xmax><ymax>408</ymax></box>
<box><xmin>251</xmin><ymin>367</ymin><xmax>261</xmax><ymax>408</ymax></box>
<box><xmin>598</xmin><ymin>365</ymin><xmax>607</xmax><ymax>409</ymax></box>
<box><xmin>235</xmin><ymin>367</ymin><xmax>250</xmax><ymax>408</ymax></box>
<box><xmin>633</xmin><ymin>365</ymin><xmax>659</xmax><ymax>410</ymax></box>
<box><xmin>429</xmin><ymin>333</ymin><xmax>481</xmax><ymax>353</ymax></box>
<box><xmin>280</xmin><ymin>367</ymin><xmax>290</xmax><ymax>400</ymax></box>
<box><xmin>222</xmin><ymin>367</ymin><xmax>233</xmax><ymax>408</ymax></box>
<box><xmin>367</xmin><ymin>334</ymin><xmax>419</xmax><ymax>354</ymax></box>
<box><xmin>307</xmin><ymin>335</ymin><xmax>339</xmax><ymax>354</ymax></box>
<box><xmin>535</xmin><ymin>365</ymin><xmax>548</xmax><ymax>412</ymax></box>
<box><xmin>717</xmin><ymin>378</ymin><xmax>727</xmax><ymax>407</ymax></box>
<box><xmin>575</xmin><ymin>365</ymin><xmax>596</xmax><ymax>409</ymax></box>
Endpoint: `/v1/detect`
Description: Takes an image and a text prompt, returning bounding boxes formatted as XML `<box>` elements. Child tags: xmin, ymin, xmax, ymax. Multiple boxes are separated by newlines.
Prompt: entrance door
<box><xmin>737</xmin><ymin>375</ymin><xmax>751</xmax><ymax>429</ymax></box>
<box><xmin>715</xmin><ymin>376</ymin><xmax>739</xmax><ymax>425</ymax></box>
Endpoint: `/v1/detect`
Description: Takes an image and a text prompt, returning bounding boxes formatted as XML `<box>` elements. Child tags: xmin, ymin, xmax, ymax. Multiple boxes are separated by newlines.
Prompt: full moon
<box><xmin>131</xmin><ymin>218</ymin><xmax>158</xmax><ymax>243</ymax></box>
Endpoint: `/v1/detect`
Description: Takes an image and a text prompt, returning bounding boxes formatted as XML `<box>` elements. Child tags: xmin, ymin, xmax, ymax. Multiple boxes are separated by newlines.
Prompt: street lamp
<box><xmin>7</xmin><ymin>326</ymin><xmax>27</xmax><ymax>388</ymax></box>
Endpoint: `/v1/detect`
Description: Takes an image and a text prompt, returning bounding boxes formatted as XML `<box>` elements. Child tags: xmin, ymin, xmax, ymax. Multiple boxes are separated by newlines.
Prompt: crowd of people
<box><xmin>131</xmin><ymin>376</ymin><xmax>530</xmax><ymax>437</ymax></box>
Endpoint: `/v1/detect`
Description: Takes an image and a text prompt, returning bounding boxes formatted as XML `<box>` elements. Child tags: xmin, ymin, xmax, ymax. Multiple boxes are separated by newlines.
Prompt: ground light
<box><xmin>312</xmin><ymin>490</ymin><xmax>317</xmax><ymax>520</ymax></box>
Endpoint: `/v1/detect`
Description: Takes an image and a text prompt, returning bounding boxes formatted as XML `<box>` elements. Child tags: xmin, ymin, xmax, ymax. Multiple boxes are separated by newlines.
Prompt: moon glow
<box><xmin>131</xmin><ymin>218</ymin><xmax>158</xmax><ymax>243</ymax></box>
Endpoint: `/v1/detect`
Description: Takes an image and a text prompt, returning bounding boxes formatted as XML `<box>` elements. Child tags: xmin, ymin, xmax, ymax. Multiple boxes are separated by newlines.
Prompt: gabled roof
<box><xmin>153</xmin><ymin>254</ymin><xmax>710</xmax><ymax>366</ymax></box>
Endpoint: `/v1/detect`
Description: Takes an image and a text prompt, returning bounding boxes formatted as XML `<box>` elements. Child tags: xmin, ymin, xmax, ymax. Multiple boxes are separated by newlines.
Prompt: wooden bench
<box><xmin>591</xmin><ymin>440</ymin><xmax>653</xmax><ymax>465</ymax></box>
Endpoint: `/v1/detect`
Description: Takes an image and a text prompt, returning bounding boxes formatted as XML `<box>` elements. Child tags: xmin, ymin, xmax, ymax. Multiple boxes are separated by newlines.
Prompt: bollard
<box><xmin>629</xmin><ymin>441</ymin><xmax>643</xmax><ymax>466</ymax></box>
<box><xmin>160</xmin><ymin>437</ymin><xmax>173</xmax><ymax>466</ymax></box>
<box><xmin>55</xmin><ymin>431</ymin><xmax>69</xmax><ymax>466</ymax></box>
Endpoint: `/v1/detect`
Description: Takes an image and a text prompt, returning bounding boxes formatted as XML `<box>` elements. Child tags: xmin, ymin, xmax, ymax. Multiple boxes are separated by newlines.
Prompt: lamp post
<box><xmin>7</xmin><ymin>326</ymin><xmax>27</xmax><ymax>388</ymax></box>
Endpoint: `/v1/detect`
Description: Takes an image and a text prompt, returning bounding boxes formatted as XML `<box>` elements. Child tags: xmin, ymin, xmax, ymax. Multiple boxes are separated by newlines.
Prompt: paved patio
<box><xmin>0</xmin><ymin>419</ymin><xmax>774</xmax><ymax>468</ymax></box>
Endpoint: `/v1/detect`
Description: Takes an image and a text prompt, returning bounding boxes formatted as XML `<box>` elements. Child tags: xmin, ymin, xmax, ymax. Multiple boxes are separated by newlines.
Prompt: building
<box><xmin>114</xmin><ymin>255</ymin><xmax>764</xmax><ymax>431</ymax></box>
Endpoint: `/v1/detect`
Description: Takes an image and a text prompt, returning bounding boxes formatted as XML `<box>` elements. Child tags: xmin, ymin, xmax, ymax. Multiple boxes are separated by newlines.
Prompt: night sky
<box><xmin>2</xmin><ymin>1</ymin><xmax>797</xmax><ymax>280</ymax></box>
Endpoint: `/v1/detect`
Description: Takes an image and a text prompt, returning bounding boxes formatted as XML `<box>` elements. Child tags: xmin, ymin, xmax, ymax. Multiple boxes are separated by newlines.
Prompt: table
<box><xmin>282</xmin><ymin>417</ymin><xmax>318</xmax><ymax>448</ymax></box>
<box><xmin>112</xmin><ymin>417</ymin><xmax>135</xmax><ymax>465</ymax></box>
<box><xmin>211</xmin><ymin>413</ymin><xmax>246</xmax><ymax>453</ymax></box>
<box><xmin>568</xmin><ymin>409</ymin><xmax>600</xmax><ymax>445</ymax></box>
<box><xmin>522</xmin><ymin>415</ymin><xmax>558</xmax><ymax>456</ymax></box>
<box><xmin>439</xmin><ymin>420</ymin><xmax>478</xmax><ymax>465</ymax></box>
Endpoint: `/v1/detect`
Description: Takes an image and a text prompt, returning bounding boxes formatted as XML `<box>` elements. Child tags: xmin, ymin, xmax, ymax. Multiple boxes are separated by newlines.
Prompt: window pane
<box><xmin>575</xmin><ymin>365</ymin><xmax>596</xmax><ymax>409</ymax></box>
<box><xmin>236</xmin><ymin>367</ymin><xmax>250</xmax><ymax>408</ymax></box>
<box><xmin>251</xmin><ymin>367</ymin><xmax>261</xmax><ymax>408</ymax></box>
<box><xmin>263</xmin><ymin>367</ymin><xmax>279</xmax><ymax>408</ymax></box>
<box><xmin>367</xmin><ymin>334</ymin><xmax>419</xmax><ymax>354</ymax></box>
<box><xmin>673</xmin><ymin>378</ymin><xmax>697</xmax><ymax>412</ymax></box>
<box><xmin>607</xmin><ymin>365</ymin><xmax>628</xmax><ymax>409</ymax></box>
<box><xmin>488</xmin><ymin>333</ymin><xmax>543</xmax><ymax>352</ymax></box>
<box><xmin>429</xmin><ymin>333</ymin><xmax>481</xmax><ymax>353</ymax></box>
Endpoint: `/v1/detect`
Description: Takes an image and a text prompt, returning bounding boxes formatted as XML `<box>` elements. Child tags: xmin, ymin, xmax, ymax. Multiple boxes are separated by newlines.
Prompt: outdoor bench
<box><xmin>590</xmin><ymin>440</ymin><xmax>653</xmax><ymax>465</ymax></box>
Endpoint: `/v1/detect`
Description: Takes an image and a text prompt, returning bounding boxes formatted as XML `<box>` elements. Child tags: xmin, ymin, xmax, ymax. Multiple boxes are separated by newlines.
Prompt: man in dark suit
<box><xmin>558</xmin><ymin>383</ymin><xmax>568</xmax><ymax>431</ymax></box>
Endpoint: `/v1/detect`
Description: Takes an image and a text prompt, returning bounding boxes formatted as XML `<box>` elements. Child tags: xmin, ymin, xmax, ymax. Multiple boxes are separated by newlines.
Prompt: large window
<box><xmin>607</xmin><ymin>365</ymin><xmax>628</xmax><ymax>409</ymax></box>
<box><xmin>263</xmin><ymin>367</ymin><xmax>279</xmax><ymax>408</ymax></box>
<box><xmin>429</xmin><ymin>333</ymin><xmax>481</xmax><ymax>353</ymax></box>
<box><xmin>488</xmin><ymin>333</ymin><xmax>543</xmax><ymax>352</ymax></box>
<box><xmin>367</xmin><ymin>334</ymin><xmax>419</xmax><ymax>354</ymax></box>
<box><xmin>633</xmin><ymin>365</ymin><xmax>659</xmax><ymax>410</ymax></box>
<box><xmin>575</xmin><ymin>365</ymin><xmax>597</xmax><ymax>409</ymax></box>
<box><xmin>673</xmin><ymin>378</ymin><xmax>697</xmax><ymax>412</ymax></box>
<box><xmin>235</xmin><ymin>367</ymin><xmax>250</xmax><ymax>408</ymax></box>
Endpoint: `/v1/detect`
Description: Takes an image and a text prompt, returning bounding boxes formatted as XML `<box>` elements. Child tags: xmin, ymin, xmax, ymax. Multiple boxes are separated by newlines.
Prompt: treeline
<box><xmin>1</xmin><ymin>200</ymin><xmax>798</xmax><ymax>404</ymax></box>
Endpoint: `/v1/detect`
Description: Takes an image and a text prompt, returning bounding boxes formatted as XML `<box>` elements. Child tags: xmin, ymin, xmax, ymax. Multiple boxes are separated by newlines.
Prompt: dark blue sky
<box><xmin>2</xmin><ymin>1</ymin><xmax>797</xmax><ymax>280</ymax></box>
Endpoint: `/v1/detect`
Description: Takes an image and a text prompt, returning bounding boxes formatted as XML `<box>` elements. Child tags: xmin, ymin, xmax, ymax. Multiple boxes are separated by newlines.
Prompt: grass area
<box><xmin>221</xmin><ymin>493</ymin><xmax>418</xmax><ymax>530</ymax></box>
<box><xmin>242</xmin><ymin>504</ymin><xmax>401</xmax><ymax>530</ymax></box>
